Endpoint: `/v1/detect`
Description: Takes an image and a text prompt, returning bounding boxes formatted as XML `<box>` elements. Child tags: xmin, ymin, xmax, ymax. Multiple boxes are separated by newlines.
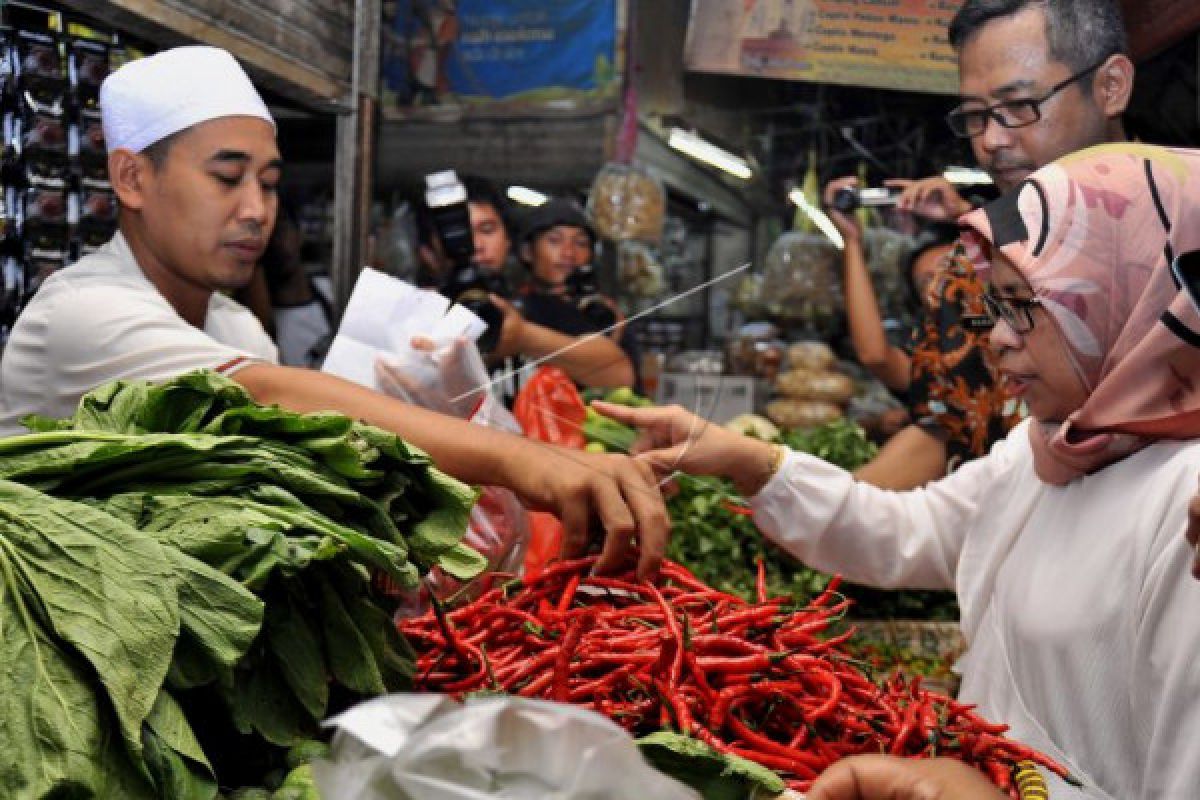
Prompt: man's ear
<box><xmin>1094</xmin><ymin>53</ymin><xmax>1134</xmax><ymax>118</ymax></box>
<box><xmin>108</xmin><ymin>148</ymin><xmax>151</xmax><ymax>211</ymax></box>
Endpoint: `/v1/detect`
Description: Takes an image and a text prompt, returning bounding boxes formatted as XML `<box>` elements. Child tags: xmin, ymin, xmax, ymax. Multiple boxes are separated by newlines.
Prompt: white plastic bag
<box><xmin>374</xmin><ymin>337</ymin><xmax>529</xmax><ymax>605</ymax></box>
<box><xmin>313</xmin><ymin>694</ymin><xmax>702</xmax><ymax>800</ymax></box>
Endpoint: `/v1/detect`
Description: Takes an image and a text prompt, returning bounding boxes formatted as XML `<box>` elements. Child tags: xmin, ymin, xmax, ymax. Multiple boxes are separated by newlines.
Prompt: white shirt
<box><xmin>751</xmin><ymin>419</ymin><xmax>1200</xmax><ymax>800</ymax></box>
<box><xmin>273</xmin><ymin>274</ymin><xmax>333</xmax><ymax>368</ymax></box>
<box><xmin>0</xmin><ymin>232</ymin><xmax>277</xmax><ymax>434</ymax></box>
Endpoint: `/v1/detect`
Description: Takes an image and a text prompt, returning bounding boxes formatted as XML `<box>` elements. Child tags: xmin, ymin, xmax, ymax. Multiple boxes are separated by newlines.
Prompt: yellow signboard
<box><xmin>685</xmin><ymin>0</ymin><xmax>964</xmax><ymax>95</ymax></box>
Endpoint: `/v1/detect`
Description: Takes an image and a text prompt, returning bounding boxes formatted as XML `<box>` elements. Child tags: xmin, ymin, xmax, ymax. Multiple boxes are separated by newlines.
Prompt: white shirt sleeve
<box><xmin>749</xmin><ymin>438</ymin><xmax>1012</xmax><ymax>590</ymax></box>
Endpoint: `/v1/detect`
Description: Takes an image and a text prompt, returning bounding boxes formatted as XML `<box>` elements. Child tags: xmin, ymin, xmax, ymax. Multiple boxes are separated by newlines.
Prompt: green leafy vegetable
<box><xmin>638</xmin><ymin>731</ymin><xmax>785</xmax><ymax>800</ymax></box>
<box><xmin>0</xmin><ymin>371</ymin><xmax>482</xmax><ymax>798</ymax></box>
<box><xmin>778</xmin><ymin>417</ymin><xmax>879</xmax><ymax>470</ymax></box>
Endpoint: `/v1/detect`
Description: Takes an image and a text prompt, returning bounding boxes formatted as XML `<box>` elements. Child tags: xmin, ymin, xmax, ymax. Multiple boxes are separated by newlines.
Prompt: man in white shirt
<box><xmin>0</xmin><ymin>45</ymin><xmax>667</xmax><ymax>578</ymax></box>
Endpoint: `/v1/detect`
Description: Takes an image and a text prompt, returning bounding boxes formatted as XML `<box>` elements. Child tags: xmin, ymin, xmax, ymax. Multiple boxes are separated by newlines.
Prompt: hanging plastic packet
<box><xmin>16</xmin><ymin>98</ymin><xmax>68</xmax><ymax>175</ymax></box>
<box><xmin>74</xmin><ymin>106</ymin><xmax>106</xmax><ymax>180</ymax></box>
<box><xmin>0</xmin><ymin>184</ymin><xmax>21</xmax><ymax>342</ymax></box>
<box><xmin>75</xmin><ymin>180</ymin><xmax>116</xmax><ymax>254</ymax></box>
<box><xmin>21</xmin><ymin>239</ymin><xmax>67</xmax><ymax>299</ymax></box>
<box><xmin>0</xmin><ymin>30</ymin><xmax>14</xmax><ymax>101</ymax></box>
<box><xmin>13</xmin><ymin>28</ymin><xmax>67</xmax><ymax>105</ymax></box>
<box><xmin>18</xmin><ymin>168</ymin><xmax>69</xmax><ymax>297</ymax></box>
<box><xmin>67</xmin><ymin>36</ymin><xmax>109</xmax><ymax>108</ymax></box>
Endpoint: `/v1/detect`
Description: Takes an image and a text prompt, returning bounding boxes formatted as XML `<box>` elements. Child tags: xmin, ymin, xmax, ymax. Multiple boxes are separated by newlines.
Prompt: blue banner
<box><xmin>385</xmin><ymin>0</ymin><xmax>618</xmax><ymax>107</ymax></box>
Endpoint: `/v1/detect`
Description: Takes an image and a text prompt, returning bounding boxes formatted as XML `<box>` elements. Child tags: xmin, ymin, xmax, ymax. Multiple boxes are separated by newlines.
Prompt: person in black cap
<box><xmin>411</xmin><ymin>180</ymin><xmax>634</xmax><ymax>392</ymax></box>
<box><xmin>517</xmin><ymin>198</ymin><xmax>640</xmax><ymax>389</ymax></box>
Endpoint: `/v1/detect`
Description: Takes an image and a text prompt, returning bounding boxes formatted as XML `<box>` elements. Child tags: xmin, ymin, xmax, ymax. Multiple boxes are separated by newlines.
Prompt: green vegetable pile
<box><xmin>0</xmin><ymin>371</ymin><xmax>481</xmax><ymax>800</ymax></box>
<box><xmin>777</xmin><ymin>417</ymin><xmax>880</xmax><ymax>470</ymax></box>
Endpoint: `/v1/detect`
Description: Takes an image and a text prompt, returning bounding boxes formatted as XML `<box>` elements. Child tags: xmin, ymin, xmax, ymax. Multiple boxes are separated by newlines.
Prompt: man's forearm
<box><xmin>853</xmin><ymin>424</ymin><xmax>947</xmax><ymax>490</ymax></box>
<box><xmin>519</xmin><ymin>322</ymin><xmax>634</xmax><ymax>388</ymax></box>
<box><xmin>233</xmin><ymin>363</ymin><xmax>522</xmax><ymax>485</ymax></box>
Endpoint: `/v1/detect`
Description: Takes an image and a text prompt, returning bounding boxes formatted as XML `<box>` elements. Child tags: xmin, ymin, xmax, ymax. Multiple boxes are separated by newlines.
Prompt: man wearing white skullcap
<box><xmin>0</xmin><ymin>45</ymin><xmax>668</xmax><ymax>579</ymax></box>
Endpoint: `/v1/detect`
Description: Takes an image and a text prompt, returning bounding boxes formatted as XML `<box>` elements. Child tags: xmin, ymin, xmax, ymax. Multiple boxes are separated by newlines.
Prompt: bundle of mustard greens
<box><xmin>0</xmin><ymin>371</ymin><xmax>482</xmax><ymax>799</ymax></box>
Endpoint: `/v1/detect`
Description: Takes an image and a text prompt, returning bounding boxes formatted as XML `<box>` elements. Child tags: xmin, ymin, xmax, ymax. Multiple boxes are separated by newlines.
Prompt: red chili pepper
<box><xmin>400</xmin><ymin>557</ymin><xmax>1067</xmax><ymax>793</ymax></box>
<box><xmin>725</xmin><ymin>714</ymin><xmax>822</xmax><ymax>777</ymax></box>
<box><xmin>644</xmin><ymin>582</ymin><xmax>684</xmax><ymax>690</ymax></box>
<box><xmin>556</xmin><ymin>573</ymin><xmax>581</xmax><ymax>614</ymax></box>
<box><xmin>754</xmin><ymin>557</ymin><xmax>768</xmax><ymax>604</ymax></box>
<box><xmin>721</xmin><ymin>498</ymin><xmax>755</xmax><ymax>517</ymax></box>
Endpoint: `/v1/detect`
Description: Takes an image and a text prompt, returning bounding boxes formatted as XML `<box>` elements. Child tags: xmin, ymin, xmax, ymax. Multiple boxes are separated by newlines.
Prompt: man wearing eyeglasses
<box><xmin>847</xmin><ymin>0</ymin><xmax>1134</xmax><ymax>490</ymax></box>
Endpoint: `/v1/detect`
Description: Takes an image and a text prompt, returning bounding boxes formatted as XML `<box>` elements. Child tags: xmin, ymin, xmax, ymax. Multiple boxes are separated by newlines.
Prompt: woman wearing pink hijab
<box><xmin>598</xmin><ymin>143</ymin><xmax>1200</xmax><ymax>799</ymax></box>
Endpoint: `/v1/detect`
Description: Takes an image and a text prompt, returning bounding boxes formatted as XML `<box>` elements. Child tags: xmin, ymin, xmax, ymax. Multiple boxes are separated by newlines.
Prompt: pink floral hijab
<box><xmin>960</xmin><ymin>143</ymin><xmax>1200</xmax><ymax>485</ymax></box>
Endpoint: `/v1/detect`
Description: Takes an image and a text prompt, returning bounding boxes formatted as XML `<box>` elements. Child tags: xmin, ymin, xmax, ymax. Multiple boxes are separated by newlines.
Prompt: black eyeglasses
<box><xmin>946</xmin><ymin>58</ymin><xmax>1108</xmax><ymax>138</ymax></box>
<box><xmin>981</xmin><ymin>290</ymin><xmax>1042</xmax><ymax>334</ymax></box>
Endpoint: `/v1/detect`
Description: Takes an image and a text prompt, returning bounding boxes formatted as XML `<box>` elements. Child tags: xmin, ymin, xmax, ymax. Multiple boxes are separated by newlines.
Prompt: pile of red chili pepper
<box><xmin>399</xmin><ymin>556</ymin><xmax>1074</xmax><ymax>796</ymax></box>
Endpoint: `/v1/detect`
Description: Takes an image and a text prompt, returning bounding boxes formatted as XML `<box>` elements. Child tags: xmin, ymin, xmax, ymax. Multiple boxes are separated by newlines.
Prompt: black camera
<box><xmin>424</xmin><ymin>170</ymin><xmax>506</xmax><ymax>353</ymax></box>
<box><xmin>830</xmin><ymin>186</ymin><xmax>901</xmax><ymax>213</ymax></box>
<box><xmin>567</xmin><ymin>261</ymin><xmax>617</xmax><ymax>330</ymax></box>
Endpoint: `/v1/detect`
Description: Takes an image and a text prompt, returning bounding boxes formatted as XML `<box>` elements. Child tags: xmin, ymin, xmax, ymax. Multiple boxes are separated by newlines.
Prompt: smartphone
<box><xmin>1171</xmin><ymin>249</ymin><xmax>1200</xmax><ymax>315</ymax></box>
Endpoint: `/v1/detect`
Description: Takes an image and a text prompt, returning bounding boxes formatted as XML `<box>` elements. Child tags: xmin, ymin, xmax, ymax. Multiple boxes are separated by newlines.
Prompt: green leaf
<box><xmin>170</xmin><ymin>548</ymin><xmax>264</xmax><ymax>672</ymax></box>
<box><xmin>436</xmin><ymin>541</ymin><xmax>488</xmax><ymax>581</ymax></box>
<box><xmin>314</xmin><ymin>573</ymin><xmax>385</xmax><ymax>695</ymax></box>
<box><xmin>408</xmin><ymin>470</ymin><xmax>477</xmax><ymax>567</ymax></box>
<box><xmin>142</xmin><ymin>690</ymin><xmax>218</xmax><ymax>800</ymax></box>
<box><xmin>0</xmin><ymin>542</ymin><xmax>158</xmax><ymax>799</ymax></box>
<box><xmin>346</xmin><ymin>595</ymin><xmax>415</xmax><ymax>690</ymax></box>
<box><xmin>637</xmin><ymin>731</ymin><xmax>785</xmax><ymax>799</ymax></box>
<box><xmin>264</xmin><ymin>585</ymin><xmax>329</xmax><ymax>721</ymax></box>
<box><xmin>0</xmin><ymin>481</ymin><xmax>180</xmax><ymax>762</ymax></box>
<box><xmin>228</xmin><ymin>655</ymin><xmax>315</xmax><ymax>747</ymax></box>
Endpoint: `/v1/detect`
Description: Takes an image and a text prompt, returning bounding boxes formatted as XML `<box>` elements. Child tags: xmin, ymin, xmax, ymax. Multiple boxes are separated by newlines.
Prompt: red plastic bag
<box><xmin>513</xmin><ymin>366</ymin><xmax>587</xmax><ymax>450</ymax></box>
<box><xmin>512</xmin><ymin>367</ymin><xmax>587</xmax><ymax>574</ymax></box>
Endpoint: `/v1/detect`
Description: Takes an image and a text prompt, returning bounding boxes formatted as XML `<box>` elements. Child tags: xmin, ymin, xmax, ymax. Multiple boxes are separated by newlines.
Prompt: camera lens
<box><xmin>831</xmin><ymin>187</ymin><xmax>859</xmax><ymax>213</ymax></box>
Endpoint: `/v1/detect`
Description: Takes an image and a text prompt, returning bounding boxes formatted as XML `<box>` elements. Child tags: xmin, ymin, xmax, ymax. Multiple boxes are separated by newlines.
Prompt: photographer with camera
<box><xmin>823</xmin><ymin>176</ymin><xmax>958</xmax><ymax>396</ymax></box>
<box><xmin>415</xmin><ymin>175</ymin><xmax>633</xmax><ymax>392</ymax></box>
<box><xmin>516</xmin><ymin>198</ymin><xmax>637</xmax><ymax>389</ymax></box>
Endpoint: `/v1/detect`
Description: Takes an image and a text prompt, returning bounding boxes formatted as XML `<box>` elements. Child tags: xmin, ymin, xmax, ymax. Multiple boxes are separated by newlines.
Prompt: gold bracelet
<box><xmin>767</xmin><ymin>443</ymin><xmax>786</xmax><ymax>479</ymax></box>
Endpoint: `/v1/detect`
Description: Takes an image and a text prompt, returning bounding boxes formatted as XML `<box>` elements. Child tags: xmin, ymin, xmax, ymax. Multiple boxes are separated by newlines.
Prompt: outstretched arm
<box><xmin>235</xmin><ymin>363</ymin><xmax>667</xmax><ymax>576</ymax></box>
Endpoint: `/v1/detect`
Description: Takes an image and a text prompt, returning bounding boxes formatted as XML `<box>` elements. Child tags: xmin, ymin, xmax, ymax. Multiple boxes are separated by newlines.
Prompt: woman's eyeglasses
<box><xmin>946</xmin><ymin>59</ymin><xmax>1108</xmax><ymax>138</ymax></box>
<box><xmin>981</xmin><ymin>291</ymin><xmax>1042</xmax><ymax>334</ymax></box>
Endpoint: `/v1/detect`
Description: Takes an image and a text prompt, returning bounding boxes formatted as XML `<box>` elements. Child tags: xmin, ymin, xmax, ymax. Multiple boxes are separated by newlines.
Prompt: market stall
<box><xmin>3</xmin><ymin>1</ymin><xmax>1200</xmax><ymax>799</ymax></box>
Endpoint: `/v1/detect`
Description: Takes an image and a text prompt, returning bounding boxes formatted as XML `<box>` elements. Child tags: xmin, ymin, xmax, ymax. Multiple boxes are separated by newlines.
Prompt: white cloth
<box><xmin>273</xmin><ymin>275</ymin><xmax>333</xmax><ymax>368</ymax></box>
<box><xmin>751</xmin><ymin>418</ymin><xmax>1200</xmax><ymax>800</ymax></box>
<box><xmin>0</xmin><ymin>233</ymin><xmax>277</xmax><ymax>434</ymax></box>
<box><xmin>100</xmin><ymin>46</ymin><xmax>274</xmax><ymax>154</ymax></box>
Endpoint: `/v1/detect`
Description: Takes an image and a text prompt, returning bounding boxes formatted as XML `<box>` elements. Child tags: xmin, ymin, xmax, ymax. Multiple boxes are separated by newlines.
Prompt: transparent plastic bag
<box><xmin>616</xmin><ymin>240</ymin><xmax>665</xmax><ymax>298</ymax></box>
<box><xmin>314</xmin><ymin>694</ymin><xmax>702</xmax><ymax>800</ymax></box>
<box><xmin>760</xmin><ymin>232</ymin><xmax>843</xmax><ymax>336</ymax></box>
<box><xmin>587</xmin><ymin>162</ymin><xmax>666</xmax><ymax>243</ymax></box>
<box><xmin>374</xmin><ymin>337</ymin><xmax>529</xmax><ymax>607</ymax></box>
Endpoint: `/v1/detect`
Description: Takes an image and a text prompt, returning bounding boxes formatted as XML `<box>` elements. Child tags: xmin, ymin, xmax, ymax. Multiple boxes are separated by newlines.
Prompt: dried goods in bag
<box><xmin>588</xmin><ymin>162</ymin><xmax>666</xmax><ymax>243</ymax></box>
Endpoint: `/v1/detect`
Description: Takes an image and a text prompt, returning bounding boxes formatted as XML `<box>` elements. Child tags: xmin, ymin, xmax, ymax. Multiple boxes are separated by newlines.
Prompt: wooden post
<box><xmin>331</xmin><ymin>0</ymin><xmax>381</xmax><ymax>316</ymax></box>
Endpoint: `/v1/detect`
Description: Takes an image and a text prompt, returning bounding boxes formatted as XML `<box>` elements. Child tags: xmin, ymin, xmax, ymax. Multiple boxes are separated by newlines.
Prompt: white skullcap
<box><xmin>100</xmin><ymin>45</ymin><xmax>275</xmax><ymax>154</ymax></box>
